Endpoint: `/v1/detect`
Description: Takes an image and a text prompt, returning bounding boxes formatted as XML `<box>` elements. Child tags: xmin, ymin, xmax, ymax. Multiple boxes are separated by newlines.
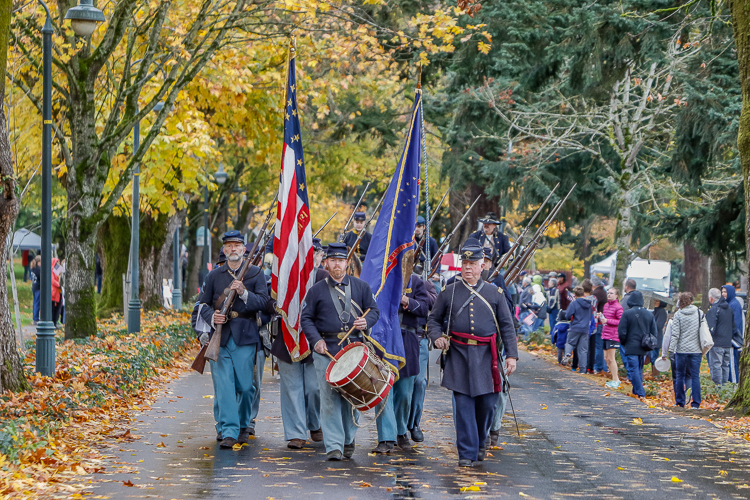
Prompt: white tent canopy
<box><xmin>590</xmin><ymin>251</ymin><xmax>617</xmax><ymax>279</ymax></box>
<box><xmin>12</xmin><ymin>228</ymin><xmax>42</xmax><ymax>252</ymax></box>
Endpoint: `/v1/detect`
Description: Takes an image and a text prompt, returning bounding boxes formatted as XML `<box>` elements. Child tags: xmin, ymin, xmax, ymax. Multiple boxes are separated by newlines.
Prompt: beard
<box><xmin>227</xmin><ymin>253</ymin><xmax>242</xmax><ymax>262</ymax></box>
<box><xmin>330</xmin><ymin>267</ymin><xmax>346</xmax><ymax>280</ymax></box>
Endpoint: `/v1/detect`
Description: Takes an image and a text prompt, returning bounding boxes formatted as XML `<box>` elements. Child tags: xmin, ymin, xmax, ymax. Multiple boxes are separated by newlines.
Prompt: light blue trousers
<box><xmin>407</xmin><ymin>338</ymin><xmax>430</xmax><ymax>431</ymax></box>
<box><xmin>249</xmin><ymin>349</ymin><xmax>267</xmax><ymax>430</ymax></box>
<box><xmin>376</xmin><ymin>374</ymin><xmax>417</xmax><ymax>441</ymax></box>
<box><xmin>313</xmin><ymin>352</ymin><xmax>359</xmax><ymax>453</ymax></box>
<box><xmin>209</xmin><ymin>337</ymin><xmax>256</xmax><ymax>440</ymax></box>
<box><xmin>278</xmin><ymin>357</ymin><xmax>321</xmax><ymax>441</ymax></box>
<box><xmin>490</xmin><ymin>387</ymin><xmax>508</xmax><ymax>433</ymax></box>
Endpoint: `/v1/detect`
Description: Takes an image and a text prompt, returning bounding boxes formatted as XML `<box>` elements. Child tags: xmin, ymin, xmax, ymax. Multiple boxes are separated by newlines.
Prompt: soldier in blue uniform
<box><xmin>270</xmin><ymin>238</ymin><xmax>327</xmax><ymax>449</ymax></box>
<box><xmin>374</xmin><ymin>272</ymin><xmax>432</xmax><ymax>453</ymax></box>
<box><xmin>342</xmin><ymin>212</ymin><xmax>372</xmax><ymax>261</ymax></box>
<box><xmin>300</xmin><ymin>242</ymin><xmax>380</xmax><ymax>461</ymax></box>
<box><xmin>427</xmin><ymin>238</ymin><xmax>518</xmax><ymax>467</ymax></box>
<box><xmin>191</xmin><ymin>230</ymin><xmax>269</xmax><ymax>449</ymax></box>
<box><xmin>469</xmin><ymin>212</ymin><xmax>511</xmax><ymax>267</ymax></box>
<box><xmin>414</xmin><ymin>216</ymin><xmax>438</xmax><ymax>269</ymax></box>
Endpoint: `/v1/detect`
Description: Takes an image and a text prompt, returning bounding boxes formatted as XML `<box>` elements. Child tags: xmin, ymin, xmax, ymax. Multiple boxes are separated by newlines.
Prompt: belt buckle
<box><xmin>230</xmin><ymin>311</ymin><xmax>238</xmax><ymax>319</ymax></box>
<box><xmin>467</xmin><ymin>339</ymin><xmax>477</xmax><ymax>345</ymax></box>
<box><xmin>337</xmin><ymin>332</ymin><xmax>347</xmax><ymax>339</ymax></box>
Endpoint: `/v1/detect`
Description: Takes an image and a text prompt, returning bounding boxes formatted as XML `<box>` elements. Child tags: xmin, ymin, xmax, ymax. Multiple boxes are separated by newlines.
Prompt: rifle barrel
<box><xmin>338</xmin><ymin>182</ymin><xmax>371</xmax><ymax>242</ymax></box>
<box><xmin>314</xmin><ymin>212</ymin><xmax>338</xmax><ymax>238</ymax></box>
<box><xmin>346</xmin><ymin>189</ymin><xmax>387</xmax><ymax>261</ymax></box>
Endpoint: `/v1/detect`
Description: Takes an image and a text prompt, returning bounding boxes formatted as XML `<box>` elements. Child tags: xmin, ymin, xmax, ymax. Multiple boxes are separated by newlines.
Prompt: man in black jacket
<box><xmin>618</xmin><ymin>291</ymin><xmax>657</xmax><ymax>399</ymax></box>
<box><xmin>706</xmin><ymin>287</ymin><xmax>735</xmax><ymax>385</ymax></box>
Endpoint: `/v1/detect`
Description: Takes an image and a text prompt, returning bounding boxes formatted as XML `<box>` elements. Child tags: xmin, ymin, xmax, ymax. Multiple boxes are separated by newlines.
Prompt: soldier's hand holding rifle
<box><xmin>229</xmin><ymin>279</ymin><xmax>246</xmax><ymax>295</ymax></box>
<box><xmin>214</xmin><ymin>311</ymin><xmax>227</xmax><ymax>324</ymax></box>
<box><xmin>199</xmin><ymin>333</ymin><xmax>209</xmax><ymax>345</ymax></box>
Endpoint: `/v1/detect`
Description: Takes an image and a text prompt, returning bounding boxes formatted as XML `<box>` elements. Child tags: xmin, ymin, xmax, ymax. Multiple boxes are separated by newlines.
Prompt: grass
<box><xmin>7</xmin><ymin>257</ymin><xmax>34</xmax><ymax>327</ymax></box>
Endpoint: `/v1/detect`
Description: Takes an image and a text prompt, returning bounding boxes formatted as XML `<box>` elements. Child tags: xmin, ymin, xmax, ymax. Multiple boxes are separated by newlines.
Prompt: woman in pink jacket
<box><xmin>601</xmin><ymin>287</ymin><xmax>624</xmax><ymax>389</ymax></box>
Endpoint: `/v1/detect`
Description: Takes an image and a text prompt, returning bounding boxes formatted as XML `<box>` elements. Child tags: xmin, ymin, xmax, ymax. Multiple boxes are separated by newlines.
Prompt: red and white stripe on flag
<box><xmin>271</xmin><ymin>142</ymin><xmax>314</xmax><ymax>361</ymax></box>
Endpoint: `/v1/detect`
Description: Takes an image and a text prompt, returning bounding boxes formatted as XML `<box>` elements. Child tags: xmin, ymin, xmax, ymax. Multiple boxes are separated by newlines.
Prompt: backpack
<box><xmin>635</xmin><ymin>307</ymin><xmax>658</xmax><ymax>350</ymax></box>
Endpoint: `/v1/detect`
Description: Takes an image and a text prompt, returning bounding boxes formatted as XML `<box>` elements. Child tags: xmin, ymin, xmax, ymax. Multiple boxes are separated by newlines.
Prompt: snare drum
<box><xmin>325</xmin><ymin>342</ymin><xmax>395</xmax><ymax>411</ymax></box>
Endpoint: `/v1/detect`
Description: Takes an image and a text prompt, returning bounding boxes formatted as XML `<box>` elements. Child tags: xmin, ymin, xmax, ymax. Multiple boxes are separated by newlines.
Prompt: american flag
<box><xmin>271</xmin><ymin>51</ymin><xmax>313</xmax><ymax>361</ymax></box>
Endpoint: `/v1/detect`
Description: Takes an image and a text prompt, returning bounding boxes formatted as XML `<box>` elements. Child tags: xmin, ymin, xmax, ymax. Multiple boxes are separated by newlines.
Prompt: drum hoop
<box><xmin>325</xmin><ymin>341</ymin><xmax>368</xmax><ymax>387</ymax></box>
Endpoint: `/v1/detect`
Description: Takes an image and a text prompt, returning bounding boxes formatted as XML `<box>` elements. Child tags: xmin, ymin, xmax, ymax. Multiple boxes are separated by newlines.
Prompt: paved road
<box><xmin>91</xmin><ymin>350</ymin><xmax>750</xmax><ymax>499</ymax></box>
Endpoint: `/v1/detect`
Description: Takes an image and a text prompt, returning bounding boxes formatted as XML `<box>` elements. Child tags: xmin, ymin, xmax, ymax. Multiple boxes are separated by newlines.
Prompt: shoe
<box><xmin>238</xmin><ymin>428</ymin><xmax>252</xmax><ymax>444</ymax></box>
<box><xmin>372</xmin><ymin>441</ymin><xmax>394</xmax><ymax>454</ymax></box>
<box><xmin>409</xmin><ymin>427</ymin><xmax>424</xmax><ymax>443</ymax></box>
<box><xmin>219</xmin><ymin>437</ymin><xmax>238</xmax><ymax>449</ymax></box>
<box><xmin>288</xmin><ymin>438</ymin><xmax>306</xmax><ymax>449</ymax></box>
<box><xmin>605</xmin><ymin>380</ymin><xmax>621</xmax><ymax>389</ymax></box>
<box><xmin>458</xmin><ymin>459</ymin><xmax>473</xmax><ymax>467</ymax></box>
<box><xmin>216</xmin><ymin>432</ymin><xmax>223</xmax><ymax>442</ymax></box>
<box><xmin>397</xmin><ymin>434</ymin><xmax>411</xmax><ymax>450</ymax></box>
<box><xmin>310</xmin><ymin>428</ymin><xmax>323</xmax><ymax>442</ymax></box>
<box><xmin>489</xmin><ymin>430</ymin><xmax>500</xmax><ymax>447</ymax></box>
<box><xmin>327</xmin><ymin>449</ymin><xmax>343</xmax><ymax>461</ymax></box>
<box><xmin>247</xmin><ymin>427</ymin><xmax>256</xmax><ymax>436</ymax></box>
<box><xmin>343</xmin><ymin>440</ymin><xmax>355</xmax><ymax>458</ymax></box>
<box><xmin>587</xmin><ymin>369</ymin><xmax>594</xmax><ymax>374</ymax></box>
<box><xmin>478</xmin><ymin>446</ymin><xmax>486</xmax><ymax>461</ymax></box>
<box><xmin>561</xmin><ymin>353</ymin><xmax>572</xmax><ymax>366</ymax></box>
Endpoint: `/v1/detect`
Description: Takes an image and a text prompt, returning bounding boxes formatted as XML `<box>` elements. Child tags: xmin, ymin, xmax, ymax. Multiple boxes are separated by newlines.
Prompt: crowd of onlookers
<box><xmin>508</xmin><ymin>271</ymin><xmax>745</xmax><ymax>408</ymax></box>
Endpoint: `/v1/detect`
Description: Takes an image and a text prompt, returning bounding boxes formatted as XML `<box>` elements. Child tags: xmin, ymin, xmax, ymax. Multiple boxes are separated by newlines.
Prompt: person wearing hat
<box><xmin>470</xmin><ymin>211</ymin><xmax>511</xmax><ymax>267</ymax></box>
<box><xmin>300</xmin><ymin>242</ymin><xmax>380</xmax><ymax>461</ymax></box>
<box><xmin>414</xmin><ymin>215</ymin><xmax>438</xmax><ymax>269</ymax></box>
<box><xmin>373</xmin><ymin>270</ymin><xmax>433</xmax><ymax>454</ymax></box>
<box><xmin>266</xmin><ymin>237</ymin><xmax>328</xmax><ymax>449</ymax></box>
<box><xmin>342</xmin><ymin>212</ymin><xmax>372</xmax><ymax>261</ymax></box>
<box><xmin>191</xmin><ymin>230</ymin><xmax>270</xmax><ymax>449</ymax></box>
<box><xmin>426</xmin><ymin>238</ymin><xmax>518</xmax><ymax>467</ymax></box>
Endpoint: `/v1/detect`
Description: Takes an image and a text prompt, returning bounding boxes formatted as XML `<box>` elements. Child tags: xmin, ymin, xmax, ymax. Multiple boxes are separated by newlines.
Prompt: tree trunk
<box><xmin>580</xmin><ymin>217</ymin><xmax>593</xmax><ymax>279</ymax></box>
<box><xmin>0</xmin><ymin>0</ymin><xmax>29</xmax><ymax>393</ymax></box>
<box><xmin>140</xmin><ymin>211</ymin><xmax>182</xmax><ymax>310</ymax></box>
<box><xmin>613</xmin><ymin>189</ymin><xmax>635</xmax><ymax>289</ymax></box>
<box><xmin>448</xmin><ymin>184</ymin><xmax>500</xmax><ymax>252</ymax></box>
<box><xmin>98</xmin><ymin>215</ymin><xmax>131</xmax><ymax>318</ymax></box>
<box><xmin>64</xmin><ymin>222</ymin><xmax>99</xmax><ymax>339</ymax></box>
<box><xmin>709</xmin><ymin>251</ymin><xmax>727</xmax><ymax>291</ymax></box>
<box><xmin>185</xmin><ymin>198</ymin><xmax>202</xmax><ymax>299</ymax></box>
<box><xmin>727</xmin><ymin>0</ymin><xmax>750</xmax><ymax>413</ymax></box>
<box><xmin>683</xmin><ymin>242</ymin><xmax>708</xmax><ymax>298</ymax></box>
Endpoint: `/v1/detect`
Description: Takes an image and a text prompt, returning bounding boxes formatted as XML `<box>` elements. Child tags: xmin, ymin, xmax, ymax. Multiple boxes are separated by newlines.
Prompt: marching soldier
<box><xmin>470</xmin><ymin>211</ymin><xmax>511</xmax><ymax>267</ymax></box>
<box><xmin>427</xmin><ymin>238</ymin><xmax>518</xmax><ymax>467</ymax></box>
<box><xmin>407</xmin><ymin>272</ymin><xmax>437</xmax><ymax>443</ymax></box>
<box><xmin>191</xmin><ymin>230</ymin><xmax>269</xmax><ymax>449</ymax></box>
<box><xmin>414</xmin><ymin>216</ymin><xmax>438</xmax><ymax>268</ymax></box>
<box><xmin>374</xmin><ymin>272</ymin><xmax>432</xmax><ymax>453</ymax></box>
<box><xmin>270</xmin><ymin>238</ymin><xmax>327</xmax><ymax>449</ymax></box>
<box><xmin>300</xmin><ymin>242</ymin><xmax>380</xmax><ymax>461</ymax></box>
<box><xmin>342</xmin><ymin>212</ymin><xmax>372</xmax><ymax>261</ymax></box>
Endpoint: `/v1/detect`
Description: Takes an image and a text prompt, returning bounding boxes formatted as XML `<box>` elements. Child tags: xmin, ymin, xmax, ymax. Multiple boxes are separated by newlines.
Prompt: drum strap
<box><xmin>326</xmin><ymin>277</ymin><xmax>354</xmax><ymax>329</ymax></box>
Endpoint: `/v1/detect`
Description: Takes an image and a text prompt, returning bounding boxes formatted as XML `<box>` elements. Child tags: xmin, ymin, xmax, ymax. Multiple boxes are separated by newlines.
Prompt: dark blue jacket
<box><xmin>707</xmin><ymin>297</ymin><xmax>734</xmax><ymax>349</ymax></box>
<box><xmin>469</xmin><ymin>228</ymin><xmax>510</xmax><ymax>265</ymax></box>
<box><xmin>565</xmin><ymin>297</ymin><xmax>593</xmax><ymax>333</ymax></box>
<box><xmin>617</xmin><ymin>291</ymin><xmax>657</xmax><ymax>356</ymax></box>
<box><xmin>193</xmin><ymin>263</ymin><xmax>269</xmax><ymax>347</ymax></box>
<box><xmin>722</xmin><ymin>285</ymin><xmax>744</xmax><ymax>347</ymax></box>
<box><xmin>552</xmin><ymin>321</ymin><xmax>570</xmax><ymax>349</ymax></box>
<box><xmin>415</xmin><ymin>234</ymin><xmax>438</xmax><ymax>265</ymax></box>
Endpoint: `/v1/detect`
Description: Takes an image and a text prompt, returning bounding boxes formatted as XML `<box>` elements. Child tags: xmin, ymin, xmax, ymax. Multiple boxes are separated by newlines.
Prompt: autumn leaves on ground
<box><xmin>522</xmin><ymin>333</ymin><xmax>750</xmax><ymax>438</ymax></box>
<box><xmin>0</xmin><ymin>312</ymin><xmax>194</xmax><ymax>498</ymax></box>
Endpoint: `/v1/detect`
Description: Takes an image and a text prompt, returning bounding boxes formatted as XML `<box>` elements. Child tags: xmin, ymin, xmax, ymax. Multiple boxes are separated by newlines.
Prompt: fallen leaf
<box><xmin>123</xmin><ymin>480</ymin><xmax>135</xmax><ymax>487</ymax></box>
<box><xmin>461</xmin><ymin>486</ymin><xmax>481</xmax><ymax>492</ymax></box>
<box><xmin>671</xmin><ymin>476</ymin><xmax>683</xmax><ymax>483</ymax></box>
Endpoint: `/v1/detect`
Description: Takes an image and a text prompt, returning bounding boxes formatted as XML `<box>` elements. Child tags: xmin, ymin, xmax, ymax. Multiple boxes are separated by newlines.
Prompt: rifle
<box><xmin>506</xmin><ymin>184</ymin><xmax>575</xmax><ymax>283</ymax></box>
<box><xmin>428</xmin><ymin>195</ymin><xmax>482</xmax><ymax>277</ymax></box>
<box><xmin>346</xmin><ymin>189</ymin><xmax>387</xmax><ymax>261</ymax></box>
<box><xmin>415</xmin><ymin>188</ymin><xmax>450</xmax><ymax>263</ymax></box>
<box><xmin>338</xmin><ymin>182</ymin><xmax>371</xmax><ymax>242</ymax></box>
<box><xmin>193</xmin><ymin>192</ymin><xmax>279</xmax><ymax>372</ymax></box>
<box><xmin>487</xmin><ymin>183</ymin><xmax>560</xmax><ymax>282</ymax></box>
<box><xmin>314</xmin><ymin>212</ymin><xmax>338</xmax><ymax>238</ymax></box>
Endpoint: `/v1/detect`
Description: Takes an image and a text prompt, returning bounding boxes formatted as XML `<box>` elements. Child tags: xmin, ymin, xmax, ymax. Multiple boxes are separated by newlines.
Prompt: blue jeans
<box><xmin>248</xmin><ymin>349</ymin><xmax>267</xmax><ymax>430</ymax></box>
<box><xmin>519</xmin><ymin>311</ymin><xmax>533</xmax><ymax>336</ymax></box>
<box><xmin>675</xmin><ymin>353</ymin><xmax>702</xmax><ymax>408</ymax></box>
<box><xmin>453</xmin><ymin>391</ymin><xmax>500</xmax><ymax>461</ymax></box>
<box><xmin>408</xmin><ymin>338</ymin><xmax>430</xmax><ymax>430</ymax></box>
<box><xmin>594</xmin><ymin>326</ymin><xmax>606</xmax><ymax>372</ymax></box>
<box><xmin>548</xmin><ymin>308</ymin><xmax>559</xmax><ymax>336</ymax></box>
<box><xmin>624</xmin><ymin>355</ymin><xmax>645</xmax><ymax>397</ymax></box>
<box><xmin>733</xmin><ymin>348</ymin><xmax>741</xmax><ymax>383</ymax></box>
<box><xmin>565</xmin><ymin>330</ymin><xmax>588</xmax><ymax>372</ymax></box>
<box><xmin>32</xmin><ymin>289</ymin><xmax>40</xmax><ymax>322</ymax></box>
<box><xmin>313</xmin><ymin>352</ymin><xmax>359</xmax><ymax>453</ymax></box>
<box><xmin>210</xmin><ymin>337</ymin><xmax>257</xmax><ymax>440</ymax></box>
<box><xmin>278</xmin><ymin>358</ymin><xmax>321</xmax><ymax>441</ymax></box>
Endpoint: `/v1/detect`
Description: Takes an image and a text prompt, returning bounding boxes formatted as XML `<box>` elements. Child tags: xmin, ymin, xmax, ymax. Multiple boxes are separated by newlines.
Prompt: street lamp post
<box><xmin>172</xmin><ymin>225</ymin><xmax>182</xmax><ymax>311</ymax></box>
<box><xmin>37</xmin><ymin>0</ymin><xmax>104</xmax><ymax>376</ymax></box>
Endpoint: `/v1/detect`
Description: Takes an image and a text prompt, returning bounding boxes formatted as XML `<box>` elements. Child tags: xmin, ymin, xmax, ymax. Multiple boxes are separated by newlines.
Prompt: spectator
<box><xmin>22</xmin><ymin>249</ymin><xmax>30</xmax><ymax>282</ymax></box>
<box><xmin>95</xmin><ymin>254</ymin><xmax>103</xmax><ymax>294</ymax></box>
<box><xmin>30</xmin><ymin>255</ymin><xmax>41</xmax><ymax>324</ymax></box>
<box><xmin>669</xmin><ymin>292</ymin><xmax>703</xmax><ymax>408</ymax></box>
<box><xmin>557</xmin><ymin>273</ymin><xmax>571</xmax><ymax>312</ymax></box>
<box><xmin>649</xmin><ymin>299</ymin><xmax>668</xmax><ymax>376</ymax></box>
<box><xmin>551</xmin><ymin>310</ymin><xmax>570</xmax><ymax>364</ymax></box>
<box><xmin>722</xmin><ymin>285</ymin><xmax>744</xmax><ymax>384</ymax></box>
<box><xmin>618</xmin><ymin>290</ymin><xmax>656</xmax><ymax>399</ymax></box>
<box><xmin>602</xmin><ymin>287</ymin><xmax>623</xmax><ymax>388</ymax></box>
<box><xmin>547</xmin><ymin>277</ymin><xmax>560</xmax><ymax>334</ymax></box>
<box><xmin>531</xmin><ymin>284</ymin><xmax>547</xmax><ymax>331</ymax></box>
<box><xmin>181</xmin><ymin>251</ymin><xmax>189</xmax><ymax>292</ymax></box>
<box><xmin>621</xmin><ymin>279</ymin><xmax>637</xmax><ymax>311</ymax></box>
<box><xmin>519</xmin><ymin>277</ymin><xmax>537</xmax><ymax>336</ymax></box>
<box><xmin>589</xmin><ymin>276</ymin><xmax>607</xmax><ymax>374</ymax></box>
<box><xmin>51</xmin><ymin>257</ymin><xmax>63</xmax><ymax>328</ymax></box>
<box><xmin>562</xmin><ymin>286</ymin><xmax>592</xmax><ymax>373</ymax></box>
<box><xmin>706</xmin><ymin>288</ymin><xmax>734</xmax><ymax>385</ymax></box>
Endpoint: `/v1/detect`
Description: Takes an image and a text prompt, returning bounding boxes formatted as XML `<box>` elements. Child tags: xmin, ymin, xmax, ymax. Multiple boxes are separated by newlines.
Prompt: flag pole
<box><xmin>418</xmin><ymin>66</ymin><xmax>431</xmax><ymax>282</ymax></box>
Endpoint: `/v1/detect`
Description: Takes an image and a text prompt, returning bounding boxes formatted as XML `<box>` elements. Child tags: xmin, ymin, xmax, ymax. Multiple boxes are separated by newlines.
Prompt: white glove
<box><xmin>199</xmin><ymin>333</ymin><xmax>210</xmax><ymax>345</ymax></box>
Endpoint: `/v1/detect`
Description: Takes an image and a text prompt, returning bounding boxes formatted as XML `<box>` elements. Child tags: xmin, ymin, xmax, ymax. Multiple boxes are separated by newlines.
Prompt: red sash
<box><xmin>450</xmin><ymin>331</ymin><xmax>502</xmax><ymax>392</ymax></box>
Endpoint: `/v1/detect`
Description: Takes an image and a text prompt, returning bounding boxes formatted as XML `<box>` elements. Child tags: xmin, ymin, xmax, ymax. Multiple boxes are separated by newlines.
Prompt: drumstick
<box><xmin>325</xmin><ymin>351</ymin><xmax>337</xmax><ymax>362</ymax></box>
<box><xmin>338</xmin><ymin>308</ymin><xmax>372</xmax><ymax>346</ymax></box>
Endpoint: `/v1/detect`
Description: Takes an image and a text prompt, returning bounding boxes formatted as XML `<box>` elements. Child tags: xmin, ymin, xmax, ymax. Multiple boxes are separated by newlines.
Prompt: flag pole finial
<box><xmin>417</xmin><ymin>63</ymin><xmax>422</xmax><ymax>91</ymax></box>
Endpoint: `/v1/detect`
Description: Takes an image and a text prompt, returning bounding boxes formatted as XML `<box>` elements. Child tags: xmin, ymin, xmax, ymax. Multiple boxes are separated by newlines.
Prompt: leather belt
<box><xmin>229</xmin><ymin>311</ymin><xmax>253</xmax><ymax>319</ymax></box>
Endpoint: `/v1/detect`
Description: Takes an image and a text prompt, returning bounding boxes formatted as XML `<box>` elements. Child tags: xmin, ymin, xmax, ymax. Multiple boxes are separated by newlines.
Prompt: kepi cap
<box><xmin>222</xmin><ymin>230</ymin><xmax>244</xmax><ymax>244</ymax></box>
<box><xmin>353</xmin><ymin>211</ymin><xmax>366</xmax><ymax>221</ymax></box>
<box><xmin>327</xmin><ymin>242</ymin><xmax>349</xmax><ymax>259</ymax></box>
<box><xmin>416</xmin><ymin>215</ymin><xmax>426</xmax><ymax>225</ymax></box>
<box><xmin>460</xmin><ymin>238</ymin><xmax>483</xmax><ymax>261</ymax></box>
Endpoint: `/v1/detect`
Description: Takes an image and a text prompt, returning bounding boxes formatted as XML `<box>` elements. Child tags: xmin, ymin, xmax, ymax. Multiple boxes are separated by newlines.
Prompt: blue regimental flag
<box><xmin>360</xmin><ymin>91</ymin><xmax>422</xmax><ymax>376</ymax></box>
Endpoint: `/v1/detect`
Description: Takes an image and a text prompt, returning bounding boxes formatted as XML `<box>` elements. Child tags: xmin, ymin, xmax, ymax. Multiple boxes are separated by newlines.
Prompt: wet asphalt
<box><xmin>91</xmin><ymin>350</ymin><xmax>750</xmax><ymax>499</ymax></box>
